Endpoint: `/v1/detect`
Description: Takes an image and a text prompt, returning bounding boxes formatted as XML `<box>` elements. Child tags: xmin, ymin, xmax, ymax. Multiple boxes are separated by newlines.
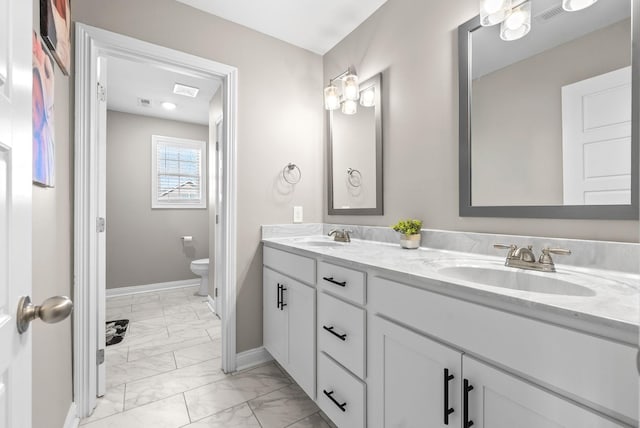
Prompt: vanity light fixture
<box><xmin>323</xmin><ymin>67</ymin><xmax>360</xmax><ymax>113</ymax></box>
<box><xmin>479</xmin><ymin>0</ymin><xmax>512</xmax><ymax>26</ymax></box>
<box><xmin>500</xmin><ymin>1</ymin><xmax>531</xmax><ymax>41</ymax></box>
<box><xmin>161</xmin><ymin>101</ymin><xmax>177</xmax><ymax>110</ymax></box>
<box><xmin>562</xmin><ymin>0</ymin><xmax>598</xmax><ymax>12</ymax></box>
<box><xmin>360</xmin><ymin>86</ymin><xmax>376</xmax><ymax>107</ymax></box>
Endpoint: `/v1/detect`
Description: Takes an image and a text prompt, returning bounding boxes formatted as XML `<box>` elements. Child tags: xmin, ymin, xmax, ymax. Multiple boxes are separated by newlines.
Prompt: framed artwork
<box><xmin>33</xmin><ymin>32</ymin><xmax>56</xmax><ymax>187</ymax></box>
<box><xmin>40</xmin><ymin>0</ymin><xmax>70</xmax><ymax>75</ymax></box>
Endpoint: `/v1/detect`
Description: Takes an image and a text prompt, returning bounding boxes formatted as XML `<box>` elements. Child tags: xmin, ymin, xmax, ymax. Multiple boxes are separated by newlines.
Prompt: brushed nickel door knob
<box><xmin>16</xmin><ymin>295</ymin><xmax>73</xmax><ymax>334</ymax></box>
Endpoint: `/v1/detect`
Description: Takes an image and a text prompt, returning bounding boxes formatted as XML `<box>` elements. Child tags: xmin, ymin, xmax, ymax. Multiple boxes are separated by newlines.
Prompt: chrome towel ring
<box><xmin>283</xmin><ymin>163</ymin><xmax>302</xmax><ymax>184</ymax></box>
<box><xmin>347</xmin><ymin>168</ymin><xmax>362</xmax><ymax>187</ymax></box>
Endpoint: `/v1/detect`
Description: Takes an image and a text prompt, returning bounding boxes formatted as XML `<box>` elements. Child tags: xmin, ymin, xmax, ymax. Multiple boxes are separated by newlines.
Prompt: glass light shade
<box><xmin>360</xmin><ymin>87</ymin><xmax>376</xmax><ymax>107</ymax></box>
<box><xmin>341</xmin><ymin>99</ymin><xmax>358</xmax><ymax>115</ymax></box>
<box><xmin>562</xmin><ymin>0</ymin><xmax>598</xmax><ymax>11</ymax></box>
<box><xmin>324</xmin><ymin>85</ymin><xmax>340</xmax><ymax>110</ymax></box>
<box><xmin>343</xmin><ymin>73</ymin><xmax>360</xmax><ymax>101</ymax></box>
<box><xmin>500</xmin><ymin>2</ymin><xmax>531</xmax><ymax>41</ymax></box>
<box><xmin>479</xmin><ymin>0</ymin><xmax>512</xmax><ymax>26</ymax></box>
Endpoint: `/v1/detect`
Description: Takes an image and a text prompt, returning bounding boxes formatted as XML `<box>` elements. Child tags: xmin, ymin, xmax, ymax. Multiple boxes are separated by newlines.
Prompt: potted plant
<box><xmin>391</xmin><ymin>219</ymin><xmax>423</xmax><ymax>249</ymax></box>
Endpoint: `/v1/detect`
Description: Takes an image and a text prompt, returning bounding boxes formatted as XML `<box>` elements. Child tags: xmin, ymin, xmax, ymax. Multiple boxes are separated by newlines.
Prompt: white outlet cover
<box><xmin>293</xmin><ymin>206</ymin><xmax>303</xmax><ymax>223</ymax></box>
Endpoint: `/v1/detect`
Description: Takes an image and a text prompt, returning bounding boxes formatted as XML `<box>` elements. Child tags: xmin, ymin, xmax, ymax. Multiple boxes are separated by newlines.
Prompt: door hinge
<box><xmin>97</xmin><ymin>349</ymin><xmax>105</xmax><ymax>365</ymax></box>
<box><xmin>97</xmin><ymin>217</ymin><xmax>106</xmax><ymax>233</ymax></box>
<box><xmin>215</xmin><ymin>287</ymin><xmax>218</xmax><ymax>298</ymax></box>
<box><xmin>97</xmin><ymin>83</ymin><xmax>106</xmax><ymax>102</ymax></box>
<box><xmin>215</xmin><ymin>141</ymin><xmax>219</xmax><ymax>152</ymax></box>
<box><xmin>215</xmin><ymin>214</ymin><xmax>219</xmax><ymax>224</ymax></box>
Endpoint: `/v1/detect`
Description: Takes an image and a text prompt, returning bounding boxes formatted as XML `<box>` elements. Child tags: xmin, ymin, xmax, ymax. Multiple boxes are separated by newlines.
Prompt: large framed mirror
<box><xmin>328</xmin><ymin>73</ymin><xmax>383</xmax><ymax>215</ymax></box>
<box><xmin>459</xmin><ymin>0</ymin><xmax>639</xmax><ymax>219</ymax></box>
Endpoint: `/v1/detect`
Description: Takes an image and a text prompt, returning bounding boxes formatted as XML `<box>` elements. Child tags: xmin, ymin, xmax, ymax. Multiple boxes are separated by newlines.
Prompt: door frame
<box><xmin>73</xmin><ymin>23</ymin><xmax>239</xmax><ymax>417</ymax></box>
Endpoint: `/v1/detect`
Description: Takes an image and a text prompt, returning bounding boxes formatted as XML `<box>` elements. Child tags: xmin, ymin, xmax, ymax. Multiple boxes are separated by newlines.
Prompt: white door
<box><xmin>214</xmin><ymin>120</ymin><xmax>222</xmax><ymax>315</ymax></box>
<box><xmin>561</xmin><ymin>67</ymin><xmax>632</xmax><ymax>205</ymax></box>
<box><xmin>285</xmin><ymin>278</ymin><xmax>315</xmax><ymax>399</ymax></box>
<box><xmin>96</xmin><ymin>56</ymin><xmax>108</xmax><ymax>398</ymax></box>
<box><xmin>368</xmin><ymin>316</ymin><xmax>462</xmax><ymax>428</ymax></box>
<box><xmin>0</xmin><ymin>0</ymin><xmax>33</xmax><ymax>427</ymax></box>
<box><xmin>463</xmin><ymin>355</ymin><xmax>626</xmax><ymax>428</ymax></box>
<box><xmin>263</xmin><ymin>268</ymin><xmax>288</xmax><ymax>364</ymax></box>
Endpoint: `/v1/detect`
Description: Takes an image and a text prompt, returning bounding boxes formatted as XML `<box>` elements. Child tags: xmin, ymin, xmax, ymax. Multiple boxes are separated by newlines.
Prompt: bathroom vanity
<box><xmin>262</xmin><ymin>224</ymin><xmax>639</xmax><ymax>428</ymax></box>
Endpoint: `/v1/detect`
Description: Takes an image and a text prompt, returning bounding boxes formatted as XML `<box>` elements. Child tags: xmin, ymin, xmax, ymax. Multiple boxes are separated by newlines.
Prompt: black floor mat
<box><xmin>106</xmin><ymin>319</ymin><xmax>129</xmax><ymax>346</ymax></box>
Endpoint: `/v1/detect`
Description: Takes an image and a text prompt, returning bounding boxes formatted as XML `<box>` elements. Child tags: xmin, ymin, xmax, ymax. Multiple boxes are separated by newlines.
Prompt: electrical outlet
<box><xmin>293</xmin><ymin>206</ymin><xmax>303</xmax><ymax>223</ymax></box>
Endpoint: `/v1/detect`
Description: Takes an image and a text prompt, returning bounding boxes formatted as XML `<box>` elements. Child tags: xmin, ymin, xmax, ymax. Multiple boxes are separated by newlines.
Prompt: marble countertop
<box><xmin>263</xmin><ymin>235</ymin><xmax>639</xmax><ymax>345</ymax></box>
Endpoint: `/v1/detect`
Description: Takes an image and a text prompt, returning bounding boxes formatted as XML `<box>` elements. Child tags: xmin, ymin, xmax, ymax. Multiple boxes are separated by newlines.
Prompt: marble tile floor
<box><xmin>82</xmin><ymin>285</ymin><xmax>336</xmax><ymax>428</ymax></box>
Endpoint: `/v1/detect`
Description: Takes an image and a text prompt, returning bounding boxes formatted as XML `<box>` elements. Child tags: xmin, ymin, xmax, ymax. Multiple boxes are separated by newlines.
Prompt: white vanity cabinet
<box><xmin>262</xmin><ymin>247</ymin><xmax>316</xmax><ymax>399</ymax></box>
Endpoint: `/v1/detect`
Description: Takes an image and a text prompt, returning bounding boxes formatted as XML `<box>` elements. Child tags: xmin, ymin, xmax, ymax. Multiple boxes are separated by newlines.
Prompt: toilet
<box><xmin>190</xmin><ymin>258</ymin><xmax>209</xmax><ymax>297</ymax></box>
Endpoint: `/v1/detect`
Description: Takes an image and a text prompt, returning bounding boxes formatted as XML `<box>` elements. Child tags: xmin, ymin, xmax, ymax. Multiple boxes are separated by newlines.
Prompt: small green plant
<box><xmin>391</xmin><ymin>219</ymin><xmax>423</xmax><ymax>236</ymax></box>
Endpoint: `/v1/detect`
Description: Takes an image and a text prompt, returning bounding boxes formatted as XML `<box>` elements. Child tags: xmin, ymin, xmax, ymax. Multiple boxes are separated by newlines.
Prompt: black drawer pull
<box><xmin>323</xmin><ymin>276</ymin><xmax>347</xmax><ymax>287</ymax></box>
<box><xmin>444</xmin><ymin>369</ymin><xmax>455</xmax><ymax>425</ymax></box>
<box><xmin>464</xmin><ymin>379</ymin><xmax>474</xmax><ymax>428</ymax></box>
<box><xmin>323</xmin><ymin>325</ymin><xmax>347</xmax><ymax>341</ymax></box>
<box><xmin>323</xmin><ymin>389</ymin><xmax>347</xmax><ymax>412</ymax></box>
<box><xmin>280</xmin><ymin>286</ymin><xmax>287</xmax><ymax>310</ymax></box>
<box><xmin>276</xmin><ymin>283</ymin><xmax>282</xmax><ymax>309</ymax></box>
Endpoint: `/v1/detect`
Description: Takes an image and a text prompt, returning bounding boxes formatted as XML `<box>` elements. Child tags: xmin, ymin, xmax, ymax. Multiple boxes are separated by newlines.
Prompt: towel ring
<box><xmin>347</xmin><ymin>168</ymin><xmax>362</xmax><ymax>187</ymax></box>
<box><xmin>283</xmin><ymin>163</ymin><xmax>302</xmax><ymax>184</ymax></box>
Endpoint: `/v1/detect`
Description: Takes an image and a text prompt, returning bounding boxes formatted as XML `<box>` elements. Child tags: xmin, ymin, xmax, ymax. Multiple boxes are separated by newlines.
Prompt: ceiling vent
<box><xmin>137</xmin><ymin>98</ymin><xmax>152</xmax><ymax>107</ymax></box>
<box><xmin>535</xmin><ymin>5</ymin><xmax>565</xmax><ymax>22</ymax></box>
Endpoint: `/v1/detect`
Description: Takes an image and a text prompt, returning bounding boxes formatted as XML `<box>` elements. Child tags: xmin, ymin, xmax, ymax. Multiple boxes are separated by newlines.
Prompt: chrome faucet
<box><xmin>328</xmin><ymin>229</ymin><xmax>352</xmax><ymax>243</ymax></box>
<box><xmin>494</xmin><ymin>244</ymin><xmax>571</xmax><ymax>273</ymax></box>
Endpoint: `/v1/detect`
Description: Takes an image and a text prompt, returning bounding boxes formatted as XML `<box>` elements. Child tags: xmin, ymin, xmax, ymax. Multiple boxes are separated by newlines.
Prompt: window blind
<box><xmin>156</xmin><ymin>142</ymin><xmax>202</xmax><ymax>202</ymax></box>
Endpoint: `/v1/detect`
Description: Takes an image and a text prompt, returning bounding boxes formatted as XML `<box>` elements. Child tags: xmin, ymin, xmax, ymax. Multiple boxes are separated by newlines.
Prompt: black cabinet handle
<box><xmin>280</xmin><ymin>286</ymin><xmax>287</xmax><ymax>310</ymax></box>
<box><xmin>444</xmin><ymin>369</ymin><xmax>455</xmax><ymax>425</ymax></box>
<box><xmin>463</xmin><ymin>379</ymin><xmax>474</xmax><ymax>428</ymax></box>
<box><xmin>323</xmin><ymin>389</ymin><xmax>347</xmax><ymax>412</ymax></box>
<box><xmin>322</xmin><ymin>276</ymin><xmax>347</xmax><ymax>287</ymax></box>
<box><xmin>276</xmin><ymin>283</ymin><xmax>282</xmax><ymax>309</ymax></box>
<box><xmin>323</xmin><ymin>325</ymin><xmax>347</xmax><ymax>341</ymax></box>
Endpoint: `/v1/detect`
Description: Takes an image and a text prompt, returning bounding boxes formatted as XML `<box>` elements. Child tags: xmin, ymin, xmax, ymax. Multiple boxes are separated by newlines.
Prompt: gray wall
<box><xmin>74</xmin><ymin>0</ymin><xmax>324</xmax><ymax>353</ymax></box>
<box><xmin>106</xmin><ymin>111</ymin><xmax>209</xmax><ymax>289</ymax></box>
<box><xmin>323</xmin><ymin>0</ymin><xmax>639</xmax><ymax>242</ymax></box>
<box><xmin>32</xmin><ymin>1</ymin><xmax>73</xmax><ymax>428</ymax></box>
<box><xmin>472</xmin><ymin>19</ymin><xmax>630</xmax><ymax>206</ymax></box>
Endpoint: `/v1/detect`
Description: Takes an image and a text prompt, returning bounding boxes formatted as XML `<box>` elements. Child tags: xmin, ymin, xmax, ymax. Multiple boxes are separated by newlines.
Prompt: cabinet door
<box><xmin>286</xmin><ymin>278</ymin><xmax>316</xmax><ymax>399</ymax></box>
<box><xmin>263</xmin><ymin>267</ymin><xmax>288</xmax><ymax>365</ymax></box>
<box><xmin>463</xmin><ymin>356</ymin><xmax>627</xmax><ymax>428</ymax></box>
<box><xmin>369</xmin><ymin>316</ymin><xmax>462</xmax><ymax>428</ymax></box>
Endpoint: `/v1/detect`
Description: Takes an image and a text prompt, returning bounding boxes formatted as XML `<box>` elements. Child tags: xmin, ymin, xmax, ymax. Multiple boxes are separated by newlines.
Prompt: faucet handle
<box><xmin>539</xmin><ymin>247</ymin><xmax>571</xmax><ymax>265</ymax></box>
<box><xmin>494</xmin><ymin>243</ymin><xmax>517</xmax><ymax>258</ymax></box>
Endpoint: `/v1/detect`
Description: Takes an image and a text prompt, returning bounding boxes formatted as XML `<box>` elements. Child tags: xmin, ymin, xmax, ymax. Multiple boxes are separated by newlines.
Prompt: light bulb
<box><xmin>500</xmin><ymin>1</ymin><xmax>531</xmax><ymax>41</ymax></box>
<box><xmin>343</xmin><ymin>73</ymin><xmax>360</xmax><ymax>101</ymax></box>
<box><xmin>324</xmin><ymin>85</ymin><xmax>340</xmax><ymax>110</ymax></box>
<box><xmin>161</xmin><ymin>101</ymin><xmax>177</xmax><ymax>110</ymax></box>
<box><xmin>480</xmin><ymin>0</ymin><xmax>511</xmax><ymax>26</ymax></box>
<box><xmin>562</xmin><ymin>0</ymin><xmax>598</xmax><ymax>12</ymax></box>
<box><xmin>342</xmin><ymin>99</ymin><xmax>358</xmax><ymax>115</ymax></box>
<box><xmin>360</xmin><ymin>87</ymin><xmax>375</xmax><ymax>107</ymax></box>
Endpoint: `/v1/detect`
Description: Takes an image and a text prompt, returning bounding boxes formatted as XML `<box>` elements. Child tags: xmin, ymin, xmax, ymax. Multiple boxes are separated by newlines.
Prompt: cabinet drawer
<box><xmin>317</xmin><ymin>352</ymin><xmax>366</xmax><ymax>428</ymax></box>
<box><xmin>318</xmin><ymin>261</ymin><xmax>366</xmax><ymax>305</ymax></box>
<box><xmin>263</xmin><ymin>246</ymin><xmax>315</xmax><ymax>285</ymax></box>
<box><xmin>318</xmin><ymin>292</ymin><xmax>366</xmax><ymax>378</ymax></box>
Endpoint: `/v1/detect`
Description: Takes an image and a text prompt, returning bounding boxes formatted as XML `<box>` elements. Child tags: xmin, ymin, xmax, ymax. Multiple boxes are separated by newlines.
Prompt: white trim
<box><xmin>207</xmin><ymin>295</ymin><xmax>216</xmax><ymax>314</ymax></box>
<box><xmin>74</xmin><ymin>23</ymin><xmax>239</xmax><ymax>418</ymax></box>
<box><xmin>236</xmin><ymin>347</ymin><xmax>273</xmax><ymax>372</ymax></box>
<box><xmin>63</xmin><ymin>403</ymin><xmax>80</xmax><ymax>428</ymax></box>
<box><xmin>105</xmin><ymin>280</ymin><xmax>199</xmax><ymax>297</ymax></box>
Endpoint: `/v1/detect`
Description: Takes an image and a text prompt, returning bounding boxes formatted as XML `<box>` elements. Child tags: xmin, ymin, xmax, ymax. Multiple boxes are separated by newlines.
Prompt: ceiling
<box><xmin>175</xmin><ymin>0</ymin><xmax>388</xmax><ymax>54</ymax></box>
<box><xmin>106</xmin><ymin>56</ymin><xmax>222</xmax><ymax>125</ymax></box>
<box><xmin>472</xmin><ymin>0</ymin><xmax>630</xmax><ymax>79</ymax></box>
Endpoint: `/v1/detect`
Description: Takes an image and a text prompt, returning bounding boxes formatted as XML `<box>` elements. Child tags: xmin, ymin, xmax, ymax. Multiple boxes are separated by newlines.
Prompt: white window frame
<box><xmin>151</xmin><ymin>134</ymin><xmax>207</xmax><ymax>209</ymax></box>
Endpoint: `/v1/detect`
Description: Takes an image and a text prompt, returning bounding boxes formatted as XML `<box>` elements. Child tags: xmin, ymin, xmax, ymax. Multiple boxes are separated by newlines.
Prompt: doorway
<box><xmin>74</xmin><ymin>23</ymin><xmax>239</xmax><ymax>418</ymax></box>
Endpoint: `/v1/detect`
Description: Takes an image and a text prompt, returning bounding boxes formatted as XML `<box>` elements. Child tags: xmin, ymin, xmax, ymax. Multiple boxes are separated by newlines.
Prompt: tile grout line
<box><xmin>182</xmin><ymin>392</ymin><xmax>194</xmax><ymax>423</ymax></box>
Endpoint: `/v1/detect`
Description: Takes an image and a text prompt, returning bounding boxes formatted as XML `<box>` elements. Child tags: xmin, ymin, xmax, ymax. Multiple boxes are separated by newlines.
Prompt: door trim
<box><xmin>73</xmin><ymin>23</ymin><xmax>239</xmax><ymax>417</ymax></box>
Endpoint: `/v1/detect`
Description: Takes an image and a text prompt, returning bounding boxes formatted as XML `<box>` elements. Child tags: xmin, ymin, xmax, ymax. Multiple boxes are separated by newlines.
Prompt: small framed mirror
<box><xmin>459</xmin><ymin>0</ymin><xmax>639</xmax><ymax>219</ymax></box>
<box><xmin>328</xmin><ymin>73</ymin><xmax>383</xmax><ymax>215</ymax></box>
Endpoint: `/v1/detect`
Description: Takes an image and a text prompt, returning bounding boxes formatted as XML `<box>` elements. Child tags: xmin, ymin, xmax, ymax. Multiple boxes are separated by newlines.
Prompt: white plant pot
<box><xmin>400</xmin><ymin>234</ymin><xmax>421</xmax><ymax>249</ymax></box>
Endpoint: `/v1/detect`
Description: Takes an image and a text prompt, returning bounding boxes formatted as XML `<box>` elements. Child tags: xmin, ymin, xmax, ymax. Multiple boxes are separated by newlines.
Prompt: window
<box><xmin>151</xmin><ymin>135</ymin><xmax>207</xmax><ymax>209</ymax></box>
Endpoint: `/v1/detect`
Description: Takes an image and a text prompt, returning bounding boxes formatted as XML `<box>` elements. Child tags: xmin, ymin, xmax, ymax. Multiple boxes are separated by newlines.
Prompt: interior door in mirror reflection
<box><xmin>561</xmin><ymin>66</ymin><xmax>631</xmax><ymax>205</ymax></box>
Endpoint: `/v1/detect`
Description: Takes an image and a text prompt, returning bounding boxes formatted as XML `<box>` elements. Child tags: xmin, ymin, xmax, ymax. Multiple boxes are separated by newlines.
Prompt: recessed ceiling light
<box><xmin>173</xmin><ymin>83</ymin><xmax>200</xmax><ymax>98</ymax></box>
<box><xmin>161</xmin><ymin>101</ymin><xmax>177</xmax><ymax>110</ymax></box>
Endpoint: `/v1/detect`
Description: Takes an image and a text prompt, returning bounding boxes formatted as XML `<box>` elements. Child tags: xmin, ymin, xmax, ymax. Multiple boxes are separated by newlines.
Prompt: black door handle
<box><xmin>322</xmin><ymin>276</ymin><xmax>347</xmax><ymax>287</ymax></box>
<box><xmin>444</xmin><ymin>369</ymin><xmax>455</xmax><ymax>425</ymax></box>
<box><xmin>463</xmin><ymin>379</ymin><xmax>474</xmax><ymax>428</ymax></box>
<box><xmin>323</xmin><ymin>325</ymin><xmax>347</xmax><ymax>341</ymax></box>
<box><xmin>323</xmin><ymin>389</ymin><xmax>347</xmax><ymax>412</ymax></box>
<box><xmin>280</xmin><ymin>286</ymin><xmax>287</xmax><ymax>310</ymax></box>
<box><xmin>276</xmin><ymin>283</ymin><xmax>282</xmax><ymax>309</ymax></box>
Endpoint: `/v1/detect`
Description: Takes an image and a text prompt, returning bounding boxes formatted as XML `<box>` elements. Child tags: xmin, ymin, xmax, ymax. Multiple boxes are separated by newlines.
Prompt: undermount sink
<box><xmin>436</xmin><ymin>265</ymin><xmax>596</xmax><ymax>297</ymax></box>
<box><xmin>301</xmin><ymin>240</ymin><xmax>345</xmax><ymax>247</ymax></box>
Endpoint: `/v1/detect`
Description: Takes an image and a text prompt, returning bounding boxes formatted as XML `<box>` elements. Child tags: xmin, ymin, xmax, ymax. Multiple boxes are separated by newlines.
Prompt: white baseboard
<box><xmin>236</xmin><ymin>347</ymin><xmax>273</xmax><ymax>372</ymax></box>
<box><xmin>106</xmin><ymin>279</ymin><xmax>199</xmax><ymax>297</ymax></box>
<box><xmin>63</xmin><ymin>402</ymin><xmax>80</xmax><ymax>428</ymax></box>
<box><xmin>207</xmin><ymin>295</ymin><xmax>216</xmax><ymax>314</ymax></box>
